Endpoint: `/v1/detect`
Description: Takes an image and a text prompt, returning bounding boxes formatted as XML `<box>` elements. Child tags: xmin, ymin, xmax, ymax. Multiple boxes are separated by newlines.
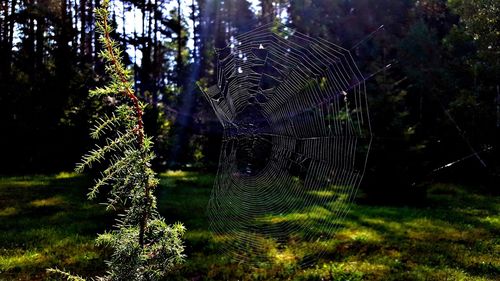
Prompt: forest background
<box><xmin>0</xmin><ymin>0</ymin><xmax>499</xmax><ymax>201</ymax></box>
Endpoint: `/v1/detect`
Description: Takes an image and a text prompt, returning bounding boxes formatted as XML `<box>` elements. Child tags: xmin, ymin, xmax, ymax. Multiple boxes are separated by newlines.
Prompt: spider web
<box><xmin>200</xmin><ymin>23</ymin><xmax>372</xmax><ymax>265</ymax></box>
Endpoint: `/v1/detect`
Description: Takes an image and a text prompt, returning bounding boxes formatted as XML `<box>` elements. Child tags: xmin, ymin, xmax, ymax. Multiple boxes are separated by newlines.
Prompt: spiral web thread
<box><xmin>200</xmin><ymin>23</ymin><xmax>372</xmax><ymax>265</ymax></box>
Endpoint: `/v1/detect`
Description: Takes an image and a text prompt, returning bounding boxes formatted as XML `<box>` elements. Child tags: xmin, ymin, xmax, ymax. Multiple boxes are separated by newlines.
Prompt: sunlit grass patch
<box><xmin>160</xmin><ymin>170</ymin><xmax>199</xmax><ymax>182</ymax></box>
<box><xmin>30</xmin><ymin>196</ymin><xmax>66</xmax><ymax>207</ymax></box>
<box><xmin>259</xmin><ymin>205</ymin><xmax>333</xmax><ymax>224</ymax></box>
<box><xmin>55</xmin><ymin>172</ymin><xmax>79</xmax><ymax>179</ymax></box>
<box><xmin>159</xmin><ymin>170</ymin><xmax>215</xmax><ymax>189</ymax></box>
<box><xmin>0</xmin><ymin>250</ymin><xmax>49</xmax><ymax>271</ymax></box>
<box><xmin>268</xmin><ymin>247</ymin><xmax>298</xmax><ymax>264</ymax></box>
<box><xmin>0</xmin><ymin>178</ymin><xmax>50</xmax><ymax>188</ymax></box>
<box><xmin>0</xmin><ymin>241</ymin><xmax>102</xmax><ymax>280</ymax></box>
<box><xmin>480</xmin><ymin>216</ymin><xmax>500</xmax><ymax>228</ymax></box>
<box><xmin>308</xmin><ymin>190</ymin><xmax>336</xmax><ymax>198</ymax></box>
<box><xmin>162</xmin><ymin>170</ymin><xmax>189</xmax><ymax>178</ymax></box>
<box><xmin>336</xmin><ymin>228</ymin><xmax>383</xmax><ymax>243</ymax></box>
<box><xmin>0</xmin><ymin>206</ymin><xmax>18</xmax><ymax>216</ymax></box>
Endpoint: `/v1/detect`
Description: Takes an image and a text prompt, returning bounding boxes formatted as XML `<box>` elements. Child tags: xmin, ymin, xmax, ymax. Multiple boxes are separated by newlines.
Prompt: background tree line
<box><xmin>0</xmin><ymin>0</ymin><xmax>498</xmax><ymax>203</ymax></box>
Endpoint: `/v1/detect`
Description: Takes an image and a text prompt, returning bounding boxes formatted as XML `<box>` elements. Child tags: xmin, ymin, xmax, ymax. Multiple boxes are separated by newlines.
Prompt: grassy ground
<box><xmin>0</xmin><ymin>171</ymin><xmax>498</xmax><ymax>280</ymax></box>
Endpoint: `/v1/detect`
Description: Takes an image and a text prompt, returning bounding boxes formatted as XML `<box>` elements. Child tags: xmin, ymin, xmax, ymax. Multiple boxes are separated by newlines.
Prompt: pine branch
<box><xmin>75</xmin><ymin>130</ymin><xmax>135</xmax><ymax>173</ymax></box>
<box><xmin>90</xmin><ymin>113</ymin><xmax>120</xmax><ymax>139</ymax></box>
<box><xmin>88</xmin><ymin>149</ymin><xmax>140</xmax><ymax>200</ymax></box>
<box><xmin>46</xmin><ymin>268</ymin><xmax>86</xmax><ymax>281</ymax></box>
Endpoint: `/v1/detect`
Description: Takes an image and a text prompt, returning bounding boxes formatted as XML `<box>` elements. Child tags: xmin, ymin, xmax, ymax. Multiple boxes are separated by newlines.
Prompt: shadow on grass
<box><xmin>0</xmin><ymin>172</ymin><xmax>498</xmax><ymax>281</ymax></box>
<box><xmin>0</xmin><ymin>173</ymin><xmax>112</xmax><ymax>280</ymax></box>
<box><xmin>160</xmin><ymin>176</ymin><xmax>499</xmax><ymax>281</ymax></box>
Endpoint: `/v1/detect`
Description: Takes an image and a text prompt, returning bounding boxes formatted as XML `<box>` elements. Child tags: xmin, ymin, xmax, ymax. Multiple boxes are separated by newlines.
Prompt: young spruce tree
<box><xmin>48</xmin><ymin>1</ymin><xmax>185</xmax><ymax>280</ymax></box>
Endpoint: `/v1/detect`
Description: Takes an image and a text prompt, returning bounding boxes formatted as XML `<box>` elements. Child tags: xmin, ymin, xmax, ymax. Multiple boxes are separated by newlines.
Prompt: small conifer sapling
<box><xmin>48</xmin><ymin>1</ymin><xmax>185</xmax><ymax>280</ymax></box>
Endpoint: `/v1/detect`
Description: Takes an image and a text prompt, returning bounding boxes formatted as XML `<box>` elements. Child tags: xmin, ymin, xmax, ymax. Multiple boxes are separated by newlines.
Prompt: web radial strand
<box><xmin>201</xmin><ymin>22</ymin><xmax>372</xmax><ymax>265</ymax></box>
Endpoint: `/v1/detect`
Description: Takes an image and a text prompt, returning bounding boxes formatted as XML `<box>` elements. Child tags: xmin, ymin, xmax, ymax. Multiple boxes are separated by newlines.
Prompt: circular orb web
<box><xmin>200</xmin><ymin>22</ymin><xmax>372</xmax><ymax>266</ymax></box>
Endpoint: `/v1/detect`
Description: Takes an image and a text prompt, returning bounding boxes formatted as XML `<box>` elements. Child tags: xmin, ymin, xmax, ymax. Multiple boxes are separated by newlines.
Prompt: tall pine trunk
<box><xmin>176</xmin><ymin>0</ymin><xmax>182</xmax><ymax>87</ymax></box>
<box><xmin>80</xmin><ymin>0</ymin><xmax>86</xmax><ymax>58</ymax></box>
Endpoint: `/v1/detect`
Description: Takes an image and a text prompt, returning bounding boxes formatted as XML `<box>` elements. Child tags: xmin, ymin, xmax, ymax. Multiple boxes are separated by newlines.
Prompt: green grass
<box><xmin>0</xmin><ymin>171</ymin><xmax>498</xmax><ymax>280</ymax></box>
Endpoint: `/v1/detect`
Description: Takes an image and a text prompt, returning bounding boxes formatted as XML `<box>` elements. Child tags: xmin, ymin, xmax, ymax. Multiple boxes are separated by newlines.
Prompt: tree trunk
<box><xmin>35</xmin><ymin>0</ymin><xmax>46</xmax><ymax>72</ymax></box>
<box><xmin>27</xmin><ymin>0</ymin><xmax>36</xmax><ymax>78</ymax></box>
<box><xmin>73</xmin><ymin>0</ymin><xmax>79</xmax><ymax>48</ymax></box>
<box><xmin>261</xmin><ymin>0</ymin><xmax>273</xmax><ymax>24</ymax></box>
<box><xmin>94</xmin><ymin>0</ymin><xmax>100</xmax><ymax>61</ymax></box>
<box><xmin>176</xmin><ymin>0</ymin><xmax>182</xmax><ymax>87</ymax></box>
<box><xmin>0</xmin><ymin>1</ymin><xmax>7</xmax><ymax>45</ymax></box>
<box><xmin>87</xmin><ymin>0</ymin><xmax>93</xmax><ymax>61</ymax></box>
<box><xmin>80</xmin><ymin>0</ymin><xmax>86</xmax><ymax>58</ymax></box>
<box><xmin>152</xmin><ymin>0</ymin><xmax>159</xmax><ymax>107</ymax></box>
<box><xmin>0</xmin><ymin>0</ymin><xmax>13</xmax><ymax>77</ymax></box>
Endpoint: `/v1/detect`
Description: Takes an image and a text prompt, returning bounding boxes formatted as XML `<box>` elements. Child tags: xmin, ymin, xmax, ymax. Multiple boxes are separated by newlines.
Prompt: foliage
<box><xmin>0</xmin><ymin>0</ymin><xmax>498</xmax><ymax>197</ymax></box>
<box><xmin>48</xmin><ymin>1</ymin><xmax>185</xmax><ymax>280</ymax></box>
<box><xmin>448</xmin><ymin>0</ymin><xmax>500</xmax><ymax>59</ymax></box>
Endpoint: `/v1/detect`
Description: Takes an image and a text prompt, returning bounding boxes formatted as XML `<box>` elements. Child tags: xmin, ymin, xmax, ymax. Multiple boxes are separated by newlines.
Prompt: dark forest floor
<box><xmin>0</xmin><ymin>171</ymin><xmax>498</xmax><ymax>280</ymax></box>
